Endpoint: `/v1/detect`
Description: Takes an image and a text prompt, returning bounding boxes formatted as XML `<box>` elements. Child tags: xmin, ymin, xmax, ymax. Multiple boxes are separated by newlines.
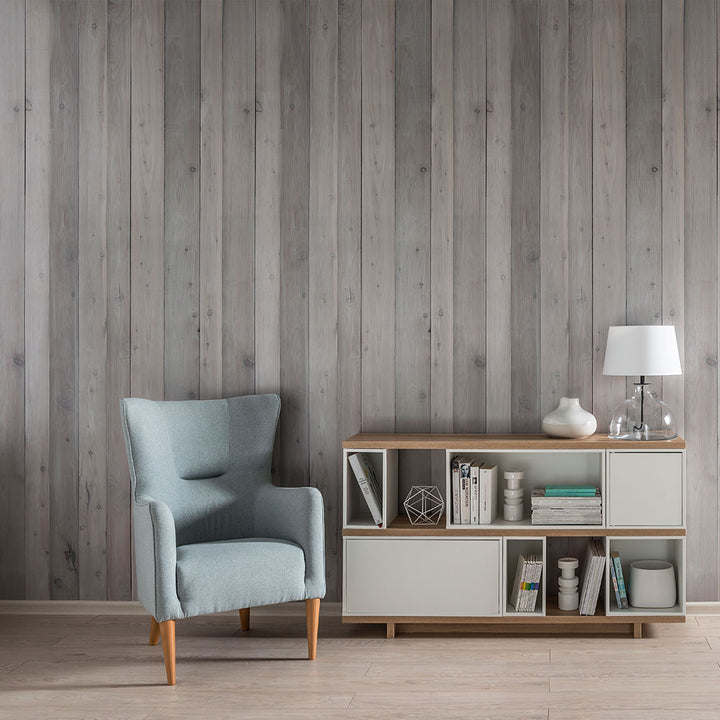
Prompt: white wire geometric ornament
<box><xmin>403</xmin><ymin>485</ymin><xmax>445</xmax><ymax>525</ymax></box>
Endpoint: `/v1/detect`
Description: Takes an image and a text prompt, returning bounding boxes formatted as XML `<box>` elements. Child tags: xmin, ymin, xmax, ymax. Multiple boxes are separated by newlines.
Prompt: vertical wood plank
<box><xmin>567</xmin><ymin>0</ymin><xmax>592</xmax><ymax>405</ymax></box>
<box><xmin>255</xmin><ymin>0</ymin><xmax>282</xmax><ymax>395</ymax></box>
<box><xmin>106</xmin><ymin>0</ymin><xmax>132</xmax><ymax>600</ymax></box>
<box><xmin>485</xmin><ymin>0</ymin><xmax>512</xmax><ymax>432</ymax></box>
<box><xmin>279</xmin><ymin>0</ymin><xmax>310</xmax><ymax>485</ymax></box>
<box><xmin>200</xmin><ymin>0</ymin><xmax>223</xmax><ymax>399</ymax></box>
<box><xmin>431</xmin><ymin>0</ymin><xmax>454</xmax><ymax>487</ymax></box>
<box><xmin>78</xmin><ymin>0</ymin><xmax>108</xmax><ymax>599</ymax></box>
<box><xmin>395</xmin><ymin>0</ymin><xmax>431</xmax><ymax>490</ymax></box>
<box><xmin>626</xmin><ymin>0</ymin><xmax>662</xmax><ymax>340</ymax></box>
<box><xmin>510</xmin><ymin>0</ymin><xmax>540</xmax><ymax>432</ymax></box>
<box><xmin>361</xmin><ymin>0</ymin><xmax>395</xmax><ymax>432</ymax></box>
<box><xmin>453</xmin><ymin>0</ymin><xmax>486</xmax><ymax>433</ymax></box>
<box><xmin>309</xmin><ymin>0</ymin><xmax>338</xmax><ymax>596</ymax></box>
<box><xmin>164</xmin><ymin>0</ymin><xmax>200</xmax><ymax>401</ymax></box>
<box><xmin>539</xmin><ymin>0</ymin><xmax>568</xmax><ymax>419</ymax></box>
<box><xmin>661</xmin><ymin>0</ymin><xmax>684</xmax><ymax>435</ymax></box>
<box><xmin>592</xmin><ymin>0</ymin><xmax>626</xmax><ymax>430</ymax></box>
<box><xmin>685</xmin><ymin>0</ymin><xmax>718</xmax><ymax>600</ymax></box>
<box><xmin>25</xmin><ymin>0</ymin><xmax>52</xmax><ymax>600</ymax></box>
<box><xmin>0</xmin><ymin>0</ymin><xmax>25</xmax><ymax>599</ymax></box>
<box><xmin>131</xmin><ymin>0</ymin><xmax>165</xmax><ymax>401</ymax></box>
<box><xmin>222</xmin><ymin>0</ymin><xmax>255</xmax><ymax>398</ymax></box>
<box><xmin>49</xmin><ymin>0</ymin><xmax>79</xmax><ymax>600</ymax></box>
<box><xmin>337</xmin><ymin>0</ymin><xmax>362</xmax><ymax>533</ymax></box>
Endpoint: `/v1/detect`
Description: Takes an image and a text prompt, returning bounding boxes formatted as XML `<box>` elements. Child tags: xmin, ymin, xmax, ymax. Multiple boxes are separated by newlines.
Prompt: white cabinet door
<box><xmin>344</xmin><ymin>538</ymin><xmax>501</xmax><ymax>616</ymax></box>
<box><xmin>608</xmin><ymin>452</ymin><xmax>683</xmax><ymax>527</ymax></box>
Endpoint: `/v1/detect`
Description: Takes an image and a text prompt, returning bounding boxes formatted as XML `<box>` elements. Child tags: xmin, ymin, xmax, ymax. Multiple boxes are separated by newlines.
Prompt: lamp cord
<box><xmin>633</xmin><ymin>375</ymin><xmax>646</xmax><ymax>433</ymax></box>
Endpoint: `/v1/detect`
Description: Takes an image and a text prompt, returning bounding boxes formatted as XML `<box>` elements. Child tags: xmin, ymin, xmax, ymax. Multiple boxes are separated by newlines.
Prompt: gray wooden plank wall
<box><xmin>2</xmin><ymin>0</ymin><xmax>720</xmax><ymax>602</ymax></box>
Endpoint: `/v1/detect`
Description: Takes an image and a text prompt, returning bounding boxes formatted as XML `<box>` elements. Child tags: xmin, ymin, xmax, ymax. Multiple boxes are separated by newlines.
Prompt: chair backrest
<box><xmin>121</xmin><ymin>394</ymin><xmax>280</xmax><ymax>546</ymax></box>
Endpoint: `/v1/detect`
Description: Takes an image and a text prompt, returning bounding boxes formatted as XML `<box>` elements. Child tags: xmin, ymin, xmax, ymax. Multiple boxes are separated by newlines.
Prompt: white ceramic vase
<box><xmin>542</xmin><ymin>397</ymin><xmax>597</xmax><ymax>439</ymax></box>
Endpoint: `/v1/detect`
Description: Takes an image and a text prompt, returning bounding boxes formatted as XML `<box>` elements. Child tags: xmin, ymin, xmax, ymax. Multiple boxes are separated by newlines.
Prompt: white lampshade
<box><xmin>603</xmin><ymin>325</ymin><xmax>682</xmax><ymax>377</ymax></box>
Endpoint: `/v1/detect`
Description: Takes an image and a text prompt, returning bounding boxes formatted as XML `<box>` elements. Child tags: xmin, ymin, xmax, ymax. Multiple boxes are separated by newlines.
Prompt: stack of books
<box><xmin>509</xmin><ymin>553</ymin><xmax>543</xmax><ymax>612</ymax></box>
<box><xmin>579</xmin><ymin>538</ymin><xmax>605</xmax><ymax>615</ymax></box>
<box><xmin>450</xmin><ymin>457</ymin><xmax>497</xmax><ymax>525</ymax></box>
<box><xmin>530</xmin><ymin>485</ymin><xmax>602</xmax><ymax>525</ymax></box>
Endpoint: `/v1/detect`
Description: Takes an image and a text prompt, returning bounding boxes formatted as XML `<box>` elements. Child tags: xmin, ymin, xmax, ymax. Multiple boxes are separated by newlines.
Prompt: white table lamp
<box><xmin>603</xmin><ymin>325</ymin><xmax>682</xmax><ymax>440</ymax></box>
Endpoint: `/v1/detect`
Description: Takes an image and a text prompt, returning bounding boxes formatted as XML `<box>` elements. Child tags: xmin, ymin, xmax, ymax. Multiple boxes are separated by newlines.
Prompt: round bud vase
<box><xmin>542</xmin><ymin>397</ymin><xmax>597</xmax><ymax>439</ymax></box>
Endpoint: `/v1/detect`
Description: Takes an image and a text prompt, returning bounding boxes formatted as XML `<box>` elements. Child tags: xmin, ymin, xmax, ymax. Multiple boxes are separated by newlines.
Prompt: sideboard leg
<box><xmin>633</xmin><ymin>622</ymin><xmax>643</xmax><ymax>639</ymax></box>
<box><xmin>386</xmin><ymin>622</ymin><xmax>395</xmax><ymax>639</ymax></box>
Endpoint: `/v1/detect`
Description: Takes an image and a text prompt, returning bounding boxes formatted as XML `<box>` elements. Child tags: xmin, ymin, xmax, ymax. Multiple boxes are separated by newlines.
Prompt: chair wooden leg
<box><xmin>305</xmin><ymin>598</ymin><xmax>320</xmax><ymax>660</ymax></box>
<box><xmin>149</xmin><ymin>617</ymin><xmax>160</xmax><ymax>646</ymax></box>
<box><xmin>239</xmin><ymin>608</ymin><xmax>250</xmax><ymax>632</ymax></box>
<box><xmin>158</xmin><ymin>620</ymin><xmax>176</xmax><ymax>685</ymax></box>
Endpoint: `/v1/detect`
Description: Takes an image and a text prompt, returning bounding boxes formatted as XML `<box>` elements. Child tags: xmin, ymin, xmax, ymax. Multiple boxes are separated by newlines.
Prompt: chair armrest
<box><xmin>255</xmin><ymin>486</ymin><xmax>326</xmax><ymax>600</ymax></box>
<box><xmin>133</xmin><ymin>496</ymin><xmax>183</xmax><ymax>621</ymax></box>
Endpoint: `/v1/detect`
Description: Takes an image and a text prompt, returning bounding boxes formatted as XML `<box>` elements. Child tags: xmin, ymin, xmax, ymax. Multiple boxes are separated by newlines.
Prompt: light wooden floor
<box><xmin>2</xmin><ymin>602</ymin><xmax>720</xmax><ymax>719</ymax></box>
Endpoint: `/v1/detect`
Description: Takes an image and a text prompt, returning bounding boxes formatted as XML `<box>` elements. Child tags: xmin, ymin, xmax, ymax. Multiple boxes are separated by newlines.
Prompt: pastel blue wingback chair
<box><xmin>120</xmin><ymin>393</ymin><xmax>325</xmax><ymax>685</ymax></box>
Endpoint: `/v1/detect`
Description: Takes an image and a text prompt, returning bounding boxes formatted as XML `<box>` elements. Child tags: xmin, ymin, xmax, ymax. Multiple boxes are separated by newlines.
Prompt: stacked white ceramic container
<box><xmin>558</xmin><ymin>557</ymin><xmax>579</xmax><ymax>611</ymax></box>
<box><xmin>503</xmin><ymin>471</ymin><xmax>524</xmax><ymax>521</ymax></box>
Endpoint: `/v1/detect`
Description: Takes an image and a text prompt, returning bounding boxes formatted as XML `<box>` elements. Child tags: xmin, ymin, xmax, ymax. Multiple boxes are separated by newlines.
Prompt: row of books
<box><xmin>450</xmin><ymin>457</ymin><xmax>498</xmax><ymax>525</ymax></box>
<box><xmin>348</xmin><ymin>452</ymin><xmax>383</xmax><ymax>527</ymax></box>
<box><xmin>509</xmin><ymin>554</ymin><xmax>543</xmax><ymax>612</ymax></box>
<box><xmin>579</xmin><ymin>538</ymin><xmax>605</xmax><ymax>615</ymax></box>
<box><xmin>531</xmin><ymin>486</ymin><xmax>602</xmax><ymax>525</ymax></box>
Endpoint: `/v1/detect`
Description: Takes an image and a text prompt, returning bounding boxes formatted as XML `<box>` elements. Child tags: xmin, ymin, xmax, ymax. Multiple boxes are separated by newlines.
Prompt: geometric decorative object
<box><xmin>557</xmin><ymin>557</ymin><xmax>579</xmax><ymax>611</ymax></box>
<box><xmin>603</xmin><ymin>325</ymin><xmax>682</xmax><ymax>440</ymax></box>
<box><xmin>403</xmin><ymin>485</ymin><xmax>444</xmax><ymax>525</ymax></box>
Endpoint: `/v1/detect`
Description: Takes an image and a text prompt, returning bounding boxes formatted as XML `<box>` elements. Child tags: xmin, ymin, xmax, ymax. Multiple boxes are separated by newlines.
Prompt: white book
<box><xmin>509</xmin><ymin>554</ymin><xmax>529</xmax><ymax>611</ymax></box>
<box><xmin>451</xmin><ymin>457</ymin><xmax>461</xmax><ymax>524</ymax></box>
<box><xmin>459</xmin><ymin>459</ymin><xmax>472</xmax><ymax>524</ymax></box>
<box><xmin>470</xmin><ymin>462</ymin><xmax>480</xmax><ymax>524</ymax></box>
<box><xmin>478</xmin><ymin>464</ymin><xmax>498</xmax><ymax>524</ymax></box>
<box><xmin>579</xmin><ymin>538</ymin><xmax>605</xmax><ymax>615</ymax></box>
<box><xmin>348</xmin><ymin>453</ymin><xmax>383</xmax><ymax>527</ymax></box>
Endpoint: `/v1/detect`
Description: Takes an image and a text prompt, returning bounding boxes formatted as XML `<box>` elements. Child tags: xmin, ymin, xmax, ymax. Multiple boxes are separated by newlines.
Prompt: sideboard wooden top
<box><xmin>342</xmin><ymin>433</ymin><xmax>686</xmax><ymax>451</ymax></box>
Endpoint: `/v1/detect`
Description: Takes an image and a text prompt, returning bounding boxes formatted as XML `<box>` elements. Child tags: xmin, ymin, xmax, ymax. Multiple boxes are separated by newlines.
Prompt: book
<box><xmin>509</xmin><ymin>554</ymin><xmax>530</xmax><ymax>611</ymax></box>
<box><xmin>478</xmin><ymin>464</ymin><xmax>498</xmax><ymax>524</ymax></box>
<box><xmin>451</xmin><ymin>457</ymin><xmax>461</xmax><ymax>524</ymax></box>
<box><xmin>470</xmin><ymin>462</ymin><xmax>480</xmax><ymax>524</ymax></box>
<box><xmin>611</xmin><ymin>551</ymin><xmax>629</xmax><ymax>609</ymax></box>
<box><xmin>579</xmin><ymin>538</ymin><xmax>605</xmax><ymax>615</ymax></box>
<box><xmin>544</xmin><ymin>485</ymin><xmax>599</xmax><ymax>496</ymax></box>
<box><xmin>609</xmin><ymin>555</ymin><xmax>623</xmax><ymax>609</ymax></box>
<box><xmin>459</xmin><ymin>458</ymin><xmax>472</xmax><ymax>524</ymax></box>
<box><xmin>348</xmin><ymin>453</ymin><xmax>383</xmax><ymax>527</ymax></box>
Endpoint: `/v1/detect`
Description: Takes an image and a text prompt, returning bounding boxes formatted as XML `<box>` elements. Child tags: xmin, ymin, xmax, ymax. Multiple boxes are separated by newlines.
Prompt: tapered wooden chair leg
<box><xmin>239</xmin><ymin>608</ymin><xmax>250</xmax><ymax>632</ymax></box>
<box><xmin>158</xmin><ymin>620</ymin><xmax>176</xmax><ymax>685</ymax></box>
<box><xmin>306</xmin><ymin>598</ymin><xmax>320</xmax><ymax>660</ymax></box>
<box><xmin>149</xmin><ymin>617</ymin><xmax>160</xmax><ymax>646</ymax></box>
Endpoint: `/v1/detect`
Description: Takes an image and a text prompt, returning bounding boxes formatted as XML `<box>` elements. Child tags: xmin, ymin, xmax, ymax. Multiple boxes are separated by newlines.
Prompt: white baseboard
<box><xmin>687</xmin><ymin>601</ymin><xmax>720</xmax><ymax>615</ymax></box>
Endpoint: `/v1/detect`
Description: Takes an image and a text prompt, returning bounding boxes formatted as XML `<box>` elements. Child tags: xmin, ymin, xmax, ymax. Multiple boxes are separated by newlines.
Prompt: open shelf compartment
<box><xmin>445</xmin><ymin>449</ymin><xmax>605</xmax><ymax>529</ymax></box>
<box><xmin>343</xmin><ymin>448</ymin><xmax>398</xmax><ymax>529</ymax></box>
<box><xmin>605</xmin><ymin>537</ymin><xmax>685</xmax><ymax>616</ymax></box>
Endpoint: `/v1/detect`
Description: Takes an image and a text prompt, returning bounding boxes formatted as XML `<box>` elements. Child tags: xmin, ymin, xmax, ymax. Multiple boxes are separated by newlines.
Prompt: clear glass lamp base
<box><xmin>608</xmin><ymin>383</ymin><xmax>678</xmax><ymax>441</ymax></box>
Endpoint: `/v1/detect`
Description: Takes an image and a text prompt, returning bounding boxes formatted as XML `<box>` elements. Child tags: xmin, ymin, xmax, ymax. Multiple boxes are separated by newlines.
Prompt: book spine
<box><xmin>349</xmin><ymin>453</ymin><xmax>383</xmax><ymax>527</ymax></box>
<box><xmin>451</xmin><ymin>458</ymin><xmax>460</xmax><ymax>524</ymax></box>
<box><xmin>459</xmin><ymin>460</ymin><xmax>471</xmax><ymax>524</ymax></box>
<box><xmin>609</xmin><ymin>554</ymin><xmax>623</xmax><ymax>609</ymax></box>
<box><xmin>478</xmin><ymin>465</ymin><xmax>497</xmax><ymax>524</ymax></box>
<box><xmin>470</xmin><ymin>464</ymin><xmax>480</xmax><ymax>524</ymax></box>
<box><xmin>612</xmin><ymin>553</ymin><xmax>629</xmax><ymax>609</ymax></box>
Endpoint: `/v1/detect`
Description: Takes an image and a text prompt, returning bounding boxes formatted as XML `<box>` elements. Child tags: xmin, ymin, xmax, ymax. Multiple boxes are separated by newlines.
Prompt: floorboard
<box><xmin>1</xmin><ymin>604</ymin><xmax>719</xmax><ymax>718</ymax></box>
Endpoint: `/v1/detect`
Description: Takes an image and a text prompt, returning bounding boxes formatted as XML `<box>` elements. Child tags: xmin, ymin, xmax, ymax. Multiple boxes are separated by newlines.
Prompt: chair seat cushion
<box><xmin>176</xmin><ymin>538</ymin><xmax>306</xmax><ymax>618</ymax></box>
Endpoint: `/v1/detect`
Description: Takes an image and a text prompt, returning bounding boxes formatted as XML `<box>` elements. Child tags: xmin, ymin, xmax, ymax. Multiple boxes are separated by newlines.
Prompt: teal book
<box><xmin>544</xmin><ymin>485</ymin><xmax>598</xmax><ymax>496</ymax></box>
<box><xmin>611</xmin><ymin>551</ymin><xmax>629</xmax><ymax>609</ymax></box>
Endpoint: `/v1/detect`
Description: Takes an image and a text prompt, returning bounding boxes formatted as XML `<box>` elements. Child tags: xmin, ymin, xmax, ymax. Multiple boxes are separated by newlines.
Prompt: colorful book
<box><xmin>544</xmin><ymin>485</ymin><xmax>599</xmax><ymax>496</ymax></box>
<box><xmin>348</xmin><ymin>453</ymin><xmax>383</xmax><ymax>527</ymax></box>
<box><xmin>609</xmin><ymin>555</ymin><xmax>623</xmax><ymax>609</ymax></box>
<box><xmin>611</xmin><ymin>551</ymin><xmax>629</xmax><ymax>609</ymax></box>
